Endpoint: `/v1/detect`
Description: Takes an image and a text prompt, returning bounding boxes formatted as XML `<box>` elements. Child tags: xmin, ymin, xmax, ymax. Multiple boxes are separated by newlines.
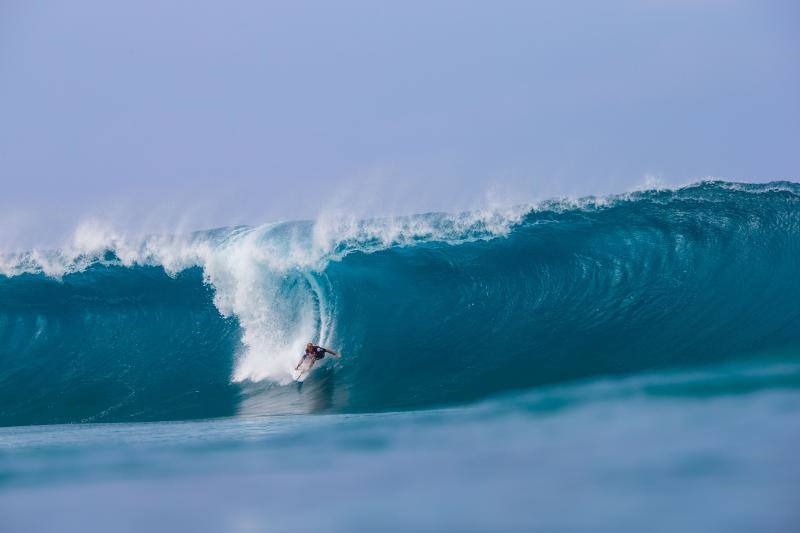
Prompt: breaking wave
<box><xmin>1</xmin><ymin>181</ymin><xmax>799</xmax><ymax>425</ymax></box>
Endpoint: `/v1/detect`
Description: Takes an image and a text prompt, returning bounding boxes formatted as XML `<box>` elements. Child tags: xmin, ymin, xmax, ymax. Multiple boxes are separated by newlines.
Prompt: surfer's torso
<box><xmin>306</xmin><ymin>346</ymin><xmax>326</xmax><ymax>360</ymax></box>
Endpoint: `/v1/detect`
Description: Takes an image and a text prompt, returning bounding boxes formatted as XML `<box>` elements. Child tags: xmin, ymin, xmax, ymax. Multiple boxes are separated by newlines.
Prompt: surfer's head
<box><xmin>306</xmin><ymin>343</ymin><xmax>314</xmax><ymax>352</ymax></box>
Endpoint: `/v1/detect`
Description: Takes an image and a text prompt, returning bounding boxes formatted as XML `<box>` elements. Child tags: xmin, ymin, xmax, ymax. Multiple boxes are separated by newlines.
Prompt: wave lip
<box><xmin>1</xmin><ymin>180</ymin><xmax>800</xmax><ymax>425</ymax></box>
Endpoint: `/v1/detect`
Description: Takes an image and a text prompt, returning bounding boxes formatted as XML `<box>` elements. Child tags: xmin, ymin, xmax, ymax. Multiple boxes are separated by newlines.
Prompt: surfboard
<box><xmin>293</xmin><ymin>357</ymin><xmax>315</xmax><ymax>382</ymax></box>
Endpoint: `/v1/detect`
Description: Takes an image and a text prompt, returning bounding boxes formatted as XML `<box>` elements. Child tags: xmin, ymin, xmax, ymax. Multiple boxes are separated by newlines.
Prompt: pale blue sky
<box><xmin>1</xmin><ymin>1</ymin><xmax>798</xmax><ymax>245</ymax></box>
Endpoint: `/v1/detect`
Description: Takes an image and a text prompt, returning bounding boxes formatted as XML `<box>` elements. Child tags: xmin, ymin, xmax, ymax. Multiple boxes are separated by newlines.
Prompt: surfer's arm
<box><xmin>295</xmin><ymin>354</ymin><xmax>308</xmax><ymax>370</ymax></box>
<box><xmin>322</xmin><ymin>347</ymin><xmax>340</xmax><ymax>358</ymax></box>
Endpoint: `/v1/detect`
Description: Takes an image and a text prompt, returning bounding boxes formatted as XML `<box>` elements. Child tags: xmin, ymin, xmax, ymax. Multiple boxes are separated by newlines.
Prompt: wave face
<box><xmin>1</xmin><ymin>181</ymin><xmax>799</xmax><ymax>426</ymax></box>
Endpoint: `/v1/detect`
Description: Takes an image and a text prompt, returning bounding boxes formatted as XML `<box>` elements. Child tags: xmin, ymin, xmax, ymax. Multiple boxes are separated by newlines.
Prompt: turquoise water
<box><xmin>2</xmin><ymin>360</ymin><xmax>799</xmax><ymax>532</ymax></box>
<box><xmin>1</xmin><ymin>181</ymin><xmax>799</xmax><ymax>531</ymax></box>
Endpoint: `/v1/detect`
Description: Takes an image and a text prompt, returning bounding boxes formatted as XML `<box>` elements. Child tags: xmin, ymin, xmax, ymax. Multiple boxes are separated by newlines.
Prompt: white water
<box><xmin>0</xmin><ymin>207</ymin><xmax>526</xmax><ymax>383</ymax></box>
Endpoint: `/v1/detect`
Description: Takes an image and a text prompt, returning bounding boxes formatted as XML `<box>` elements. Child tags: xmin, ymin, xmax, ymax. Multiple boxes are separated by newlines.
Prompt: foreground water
<box><xmin>2</xmin><ymin>358</ymin><xmax>799</xmax><ymax>532</ymax></box>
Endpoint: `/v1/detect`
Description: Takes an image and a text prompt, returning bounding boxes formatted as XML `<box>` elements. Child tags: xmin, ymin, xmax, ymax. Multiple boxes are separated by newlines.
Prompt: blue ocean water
<box><xmin>1</xmin><ymin>181</ymin><xmax>799</xmax><ymax>531</ymax></box>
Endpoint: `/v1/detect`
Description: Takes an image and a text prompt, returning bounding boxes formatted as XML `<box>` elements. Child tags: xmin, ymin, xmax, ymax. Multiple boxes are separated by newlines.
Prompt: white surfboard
<box><xmin>293</xmin><ymin>357</ymin><xmax>315</xmax><ymax>382</ymax></box>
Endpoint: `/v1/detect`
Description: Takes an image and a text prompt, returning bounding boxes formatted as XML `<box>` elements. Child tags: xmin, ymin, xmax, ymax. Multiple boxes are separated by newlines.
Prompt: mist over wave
<box><xmin>1</xmin><ymin>181</ymin><xmax>799</xmax><ymax>426</ymax></box>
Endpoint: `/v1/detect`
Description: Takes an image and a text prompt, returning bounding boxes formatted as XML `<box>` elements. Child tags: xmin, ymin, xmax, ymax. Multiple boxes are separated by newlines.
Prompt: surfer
<box><xmin>295</xmin><ymin>343</ymin><xmax>340</xmax><ymax>372</ymax></box>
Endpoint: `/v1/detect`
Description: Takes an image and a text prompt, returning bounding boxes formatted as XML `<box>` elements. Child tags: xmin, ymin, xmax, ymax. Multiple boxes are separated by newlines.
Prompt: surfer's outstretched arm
<box><xmin>295</xmin><ymin>355</ymin><xmax>308</xmax><ymax>370</ymax></box>
<box><xmin>322</xmin><ymin>347</ymin><xmax>340</xmax><ymax>358</ymax></box>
